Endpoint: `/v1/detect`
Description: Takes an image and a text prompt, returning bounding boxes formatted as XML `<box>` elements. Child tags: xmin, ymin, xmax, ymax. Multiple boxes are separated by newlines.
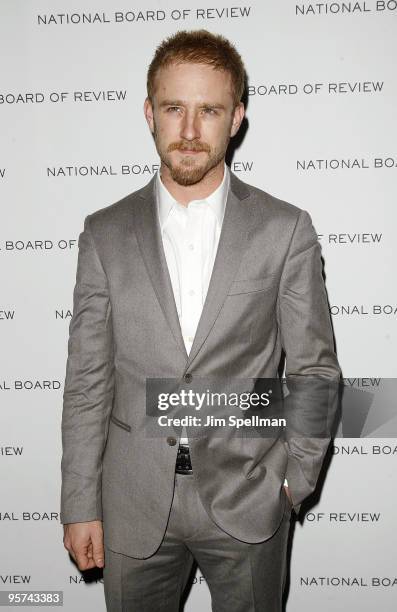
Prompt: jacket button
<box><xmin>184</xmin><ymin>373</ymin><xmax>192</xmax><ymax>383</ymax></box>
<box><xmin>166</xmin><ymin>437</ymin><xmax>177</xmax><ymax>446</ymax></box>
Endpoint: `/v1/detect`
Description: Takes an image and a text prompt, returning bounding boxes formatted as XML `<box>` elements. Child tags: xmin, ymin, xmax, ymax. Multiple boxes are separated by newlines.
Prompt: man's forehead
<box><xmin>155</xmin><ymin>62</ymin><xmax>232</xmax><ymax>85</ymax></box>
<box><xmin>153</xmin><ymin>63</ymin><xmax>233</xmax><ymax>100</ymax></box>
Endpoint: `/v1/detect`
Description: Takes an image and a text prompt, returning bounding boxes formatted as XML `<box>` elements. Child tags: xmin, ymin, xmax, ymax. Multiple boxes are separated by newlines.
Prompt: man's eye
<box><xmin>203</xmin><ymin>108</ymin><xmax>217</xmax><ymax>115</ymax></box>
<box><xmin>167</xmin><ymin>106</ymin><xmax>180</xmax><ymax>112</ymax></box>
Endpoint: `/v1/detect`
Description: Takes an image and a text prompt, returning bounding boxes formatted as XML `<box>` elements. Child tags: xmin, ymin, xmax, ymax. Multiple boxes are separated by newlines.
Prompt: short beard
<box><xmin>153</xmin><ymin>120</ymin><xmax>229</xmax><ymax>186</ymax></box>
<box><xmin>167</xmin><ymin>147</ymin><xmax>226</xmax><ymax>186</ymax></box>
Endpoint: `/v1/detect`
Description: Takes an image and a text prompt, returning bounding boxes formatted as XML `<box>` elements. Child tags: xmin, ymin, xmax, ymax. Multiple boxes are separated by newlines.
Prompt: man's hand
<box><xmin>63</xmin><ymin>520</ymin><xmax>104</xmax><ymax>570</ymax></box>
<box><xmin>283</xmin><ymin>485</ymin><xmax>293</xmax><ymax>505</ymax></box>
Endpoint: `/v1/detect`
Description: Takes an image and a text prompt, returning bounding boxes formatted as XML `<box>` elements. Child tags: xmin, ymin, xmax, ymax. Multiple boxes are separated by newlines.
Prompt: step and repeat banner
<box><xmin>1</xmin><ymin>1</ymin><xmax>396</xmax><ymax>610</ymax></box>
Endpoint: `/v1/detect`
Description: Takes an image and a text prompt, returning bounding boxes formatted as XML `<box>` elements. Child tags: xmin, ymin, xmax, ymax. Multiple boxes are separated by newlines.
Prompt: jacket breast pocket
<box><xmin>227</xmin><ymin>275</ymin><xmax>278</xmax><ymax>296</ymax></box>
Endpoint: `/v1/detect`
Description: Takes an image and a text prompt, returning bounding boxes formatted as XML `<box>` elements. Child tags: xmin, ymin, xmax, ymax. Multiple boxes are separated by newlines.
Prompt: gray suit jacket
<box><xmin>60</xmin><ymin>170</ymin><xmax>341</xmax><ymax>558</ymax></box>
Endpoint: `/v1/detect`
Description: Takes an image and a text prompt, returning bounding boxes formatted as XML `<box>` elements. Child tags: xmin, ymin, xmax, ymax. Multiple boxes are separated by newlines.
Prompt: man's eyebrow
<box><xmin>159</xmin><ymin>99</ymin><xmax>226</xmax><ymax>110</ymax></box>
<box><xmin>159</xmin><ymin>99</ymin><xmax>185</xmax><ymax>107</ymax></box>
<box><xmin>201</xmin><ymin>103</ymin><xmax>226</xmax><ymax>110</ymax></box>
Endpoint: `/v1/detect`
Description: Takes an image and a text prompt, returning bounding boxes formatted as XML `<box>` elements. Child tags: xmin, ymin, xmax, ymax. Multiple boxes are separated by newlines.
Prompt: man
<box><xmin>61</xmin><ymin>29</ymin><xmax>341</xmax><ymax>611</ymax></box>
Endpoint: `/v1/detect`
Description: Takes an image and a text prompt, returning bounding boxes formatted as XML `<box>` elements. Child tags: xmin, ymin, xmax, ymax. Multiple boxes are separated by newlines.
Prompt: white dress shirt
<box><xmin>156</xmin><ymin>163</ymin><xmax>229</xmax><ymax>354</ymax></box>
<box><xmin>155</xmin><ymin>164</ymin><xmax>288</xmax><ymax>486</ymax></box>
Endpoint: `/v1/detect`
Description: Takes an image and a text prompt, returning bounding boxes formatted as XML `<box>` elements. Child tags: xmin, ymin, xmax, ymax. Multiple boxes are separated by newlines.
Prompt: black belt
<box><xmin>175</xmin><ymin>444</ymin><xmax>193</xmax><ymax>475</ymax></box>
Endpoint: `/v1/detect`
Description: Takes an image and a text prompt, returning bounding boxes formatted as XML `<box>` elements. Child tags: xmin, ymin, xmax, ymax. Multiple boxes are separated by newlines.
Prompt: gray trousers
<box><xmin>103</xmin><ymin>473</ymin><xmax>292</xmax><ymax>611</ymax></box>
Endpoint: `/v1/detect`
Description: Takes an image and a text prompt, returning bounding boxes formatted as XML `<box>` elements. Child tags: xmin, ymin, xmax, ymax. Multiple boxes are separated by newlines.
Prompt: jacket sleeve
<box><xmin>60</xmin><ymin>214</ymin><xmax>115</xmax><ymax>524</ymax></box>
<box><xmin>277</xmin><ymin>209</ymin><xmax>341</xmax><ymax>515</ymax></box>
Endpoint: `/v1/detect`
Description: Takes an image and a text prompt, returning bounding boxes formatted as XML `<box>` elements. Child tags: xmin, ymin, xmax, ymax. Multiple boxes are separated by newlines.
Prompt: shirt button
<box><xmin>166</xmin><ymin>437</ymin><xmax>177</xmax><ymax>446</ymax></box>
<box><xmin>184</xmin><ymin>373</ymin><xmax>192</xmax><ymax>383</ymax></box>
<box><xmin>188</xmin><ymin>243</ymin><xmax>194</xmax><ymax>250</ymax></box>
<box><xmin>187</xmin><ymin>336</ymin><xmax>194</xmax><ymax>343</ymax></box>
<box><xmin>188</xmin><ymin>290</ymin><xmax>195</xmax><ymax>296</ymax></box>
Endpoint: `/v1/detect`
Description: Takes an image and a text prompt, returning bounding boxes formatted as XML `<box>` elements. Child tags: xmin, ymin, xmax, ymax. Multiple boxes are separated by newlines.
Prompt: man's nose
<box><xmin>180</xmin><ymin>111</ymin><xmax>201</xmax><ymax>141</ymax></box>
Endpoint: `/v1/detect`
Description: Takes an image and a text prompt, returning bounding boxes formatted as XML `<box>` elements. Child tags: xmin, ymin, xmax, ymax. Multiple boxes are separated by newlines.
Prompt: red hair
<box><xmin>147</xmin><ymin>29</ymin><xmax>246</xmax><ymax>107</ymax></box>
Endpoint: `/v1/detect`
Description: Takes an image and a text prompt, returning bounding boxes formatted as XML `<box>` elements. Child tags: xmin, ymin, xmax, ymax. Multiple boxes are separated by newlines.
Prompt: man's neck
<box><xmin>159</xmin><ymin>160</ymin><xmax>225</xmax><ymax>207</ymax></box>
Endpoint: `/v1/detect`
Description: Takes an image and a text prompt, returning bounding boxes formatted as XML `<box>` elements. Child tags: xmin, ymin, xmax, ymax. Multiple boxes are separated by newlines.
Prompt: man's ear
<box><xmin>143</xmin><ymin>97</ymin><xmax>154</xmax><ymax>133</ymax></box>
<box><xmin>230</xmin><ymin>102</ymin><xmax>245</xmax><ymax>137</ymax></box>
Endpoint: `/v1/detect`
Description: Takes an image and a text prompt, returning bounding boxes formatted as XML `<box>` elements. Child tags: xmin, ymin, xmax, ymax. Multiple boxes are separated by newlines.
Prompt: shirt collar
<box><xmin>156</xmin><ymin>162</ymin><xmax>230</xmax><ymax>230</ymax></box>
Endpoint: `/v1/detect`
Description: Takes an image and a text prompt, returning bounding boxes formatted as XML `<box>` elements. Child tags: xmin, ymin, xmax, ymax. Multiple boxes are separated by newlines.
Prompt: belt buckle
<box><xmin>175</xmin><ymin>444</ymin><xmax>193</xmax><ymax>475</ymax></box>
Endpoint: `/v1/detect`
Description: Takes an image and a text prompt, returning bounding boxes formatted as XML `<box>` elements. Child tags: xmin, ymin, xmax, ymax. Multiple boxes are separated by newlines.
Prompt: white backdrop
<box><xmin>1</xmin><ymin>1</ymin><xmax>396</xmax><ymax>610</ymax></box>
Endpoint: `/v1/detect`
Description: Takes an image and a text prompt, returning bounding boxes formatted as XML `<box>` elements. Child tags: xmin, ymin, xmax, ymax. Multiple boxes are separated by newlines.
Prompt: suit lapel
<box><xmin>132</xmin><ymin>170</ymin><xmax>257</xmax><ymax>369</ymax></box>
<box><xmin>133</xmin><ymin>175</ymin><xmax>189</xmax><ymax>359</ymax></box>
<box><xmin>185</xmin><ymin>173</ymin><xmax>254</xmax><ymax>369</ymax></box>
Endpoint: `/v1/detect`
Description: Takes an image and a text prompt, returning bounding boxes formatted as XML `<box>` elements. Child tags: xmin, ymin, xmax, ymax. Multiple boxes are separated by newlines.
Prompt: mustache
<box><xmin>167</xmin><ymin>141</ymin><xmax>210</xmax><ymax>153</ymax></box>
